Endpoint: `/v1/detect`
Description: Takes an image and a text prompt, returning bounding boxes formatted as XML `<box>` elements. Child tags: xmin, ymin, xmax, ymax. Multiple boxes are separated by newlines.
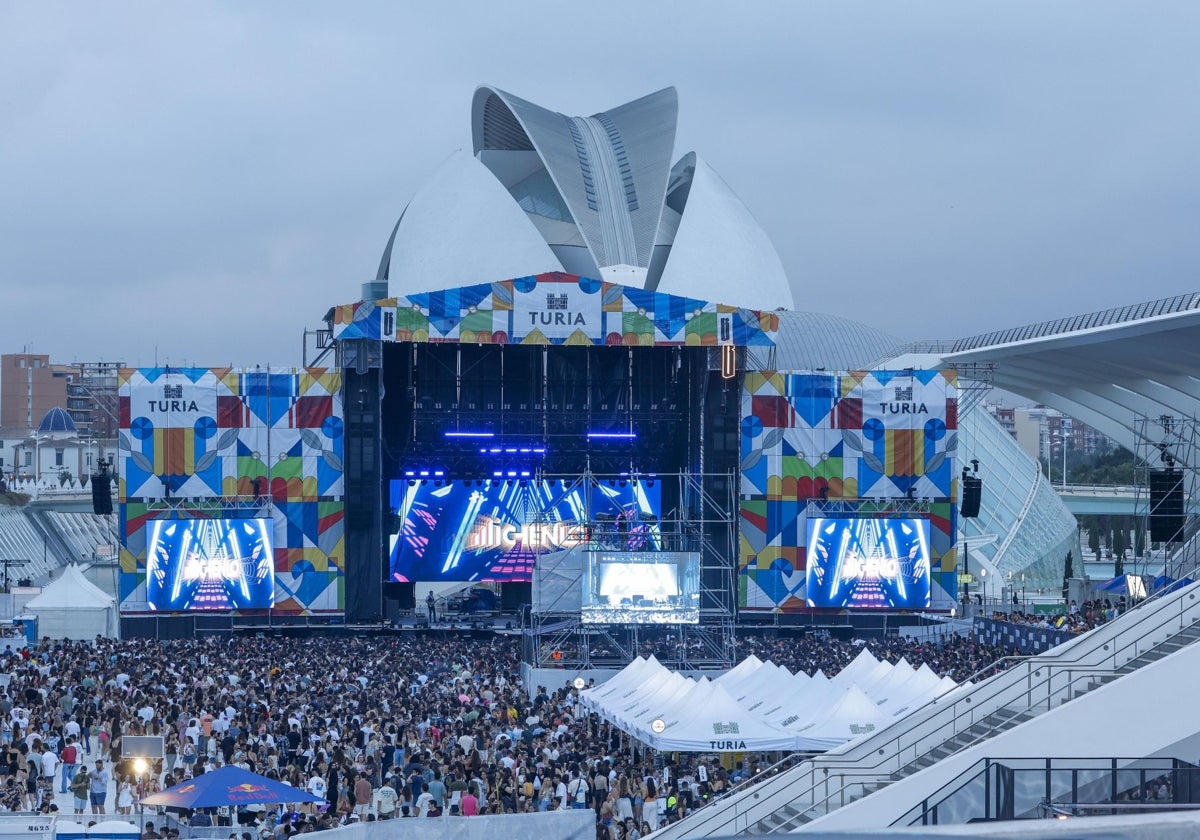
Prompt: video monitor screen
<box><xmin>389</xmin><ymin>479</ymin><xmax>660</xmax><ymax>582</ymax></box>
<box><xmin>146</xmin><ymin>518</ymin><xmax>274</xmax><ymax>611</ymax></box>
<box><xmin>581</xmin><ymin>551</ymin><xmax>700</xmax><ymax>624</ymax></box>
<box><xmin>806</xmin><ymin>517</ymin><xmax>931</xmax><ymax>609</ymax></box>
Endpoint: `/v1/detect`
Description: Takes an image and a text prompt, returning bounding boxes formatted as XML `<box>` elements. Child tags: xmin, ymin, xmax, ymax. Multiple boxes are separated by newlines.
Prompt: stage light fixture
<box><xmin>588</xmin><ymin>431</ymin><xmax>637</xmax><ymax>440</ymax></box>
<box><xmin>444</xmin><ymin>431</ymin><xmax>494</xmax><ymax>439</ymax></box>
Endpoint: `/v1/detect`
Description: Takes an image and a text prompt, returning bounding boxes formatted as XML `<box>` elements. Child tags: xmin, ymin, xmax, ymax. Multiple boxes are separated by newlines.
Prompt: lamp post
<box><xmin>1050</xmin><ymin>430</ymin><xmax>1068</xmax><ymax>489</ymax></box>
<box><xmin>133</xmin><ymin>757</ymin><xmax>148</xmax><ymax>835</ymax></box>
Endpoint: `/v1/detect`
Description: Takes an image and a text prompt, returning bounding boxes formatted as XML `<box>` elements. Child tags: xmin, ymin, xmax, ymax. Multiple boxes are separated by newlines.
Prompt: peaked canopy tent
<box><xmin>23</xmin><ymin>564</ymin><xmax>119</xmax><ymax>640</ymax></box>
<box><xmin>647</xmin><ymin>680</ymin><xmax>802</xmax><ymax>753</ymax></box>
<box><xmin>582</xmin><ymin>651</ymin><xmax>958</xmax><ymax>754</ymax></box>
<box><xmin>1096</xmin><ymin>574</ymin><xmax>1148</xmax><ymax>599</ymax></box>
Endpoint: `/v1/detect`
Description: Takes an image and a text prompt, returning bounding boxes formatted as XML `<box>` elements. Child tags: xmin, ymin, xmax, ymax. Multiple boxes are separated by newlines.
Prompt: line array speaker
<box><xmin>1149</xmin><ymin>469</ymin><xmax>1185</xmax><ymax>543</ymax></box>
<box><xmin>960</xmin><ymin>476</ymin><xmax>982</xmax><ymax>519</ymax></box>
<box><xmin>91</xmin><ymin>474</ymin><xmax>113</xmax><ymax>516</ymax></box>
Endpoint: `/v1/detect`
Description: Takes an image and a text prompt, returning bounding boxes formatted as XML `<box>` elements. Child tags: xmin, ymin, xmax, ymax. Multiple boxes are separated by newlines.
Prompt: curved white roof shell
<box><xmin>654</xmin><ymin>153</ymin><xmax>794</xmax><ymax>310</ymax></box>
<box><xmin>942</xmin><ymin>293</ymin><xmax>1200</xmax><ymax>465</ymax></box>
<box><xmin>773</xmin><ymin>310</ymin><xmax>902</xmax><ymax>370</ymax></box>
<box><xmin>375</xmin><ymin>85</ymin><xmax>794</xmax><ymax>311</ymax></box>
<box><xmin>376</xmin><ymin>150</ymin><xmax>562</xmax><ymax>298</ymax></box>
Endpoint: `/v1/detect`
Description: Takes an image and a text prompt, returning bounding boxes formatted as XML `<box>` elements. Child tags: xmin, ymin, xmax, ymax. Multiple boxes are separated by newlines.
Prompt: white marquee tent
<box><xmin>580</xmin><ymin>649</ymin><xmax>957</xmax><ymax>753</ymax></box>
<box><xmin>23</xmin><ymin>564</ymin><xmax>119</xmax><ymax>640</ymax></box>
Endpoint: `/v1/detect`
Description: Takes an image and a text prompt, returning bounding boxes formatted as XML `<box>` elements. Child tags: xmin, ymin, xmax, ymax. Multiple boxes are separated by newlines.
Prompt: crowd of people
<box><xmin>998</xmin><ymin>596</ymin><xmax>1127</xmax><ymax>634</ymax></box>
<box><xmin>0</xmin><ymin>628</ymin><xmax>1022</xmax><ymax>836</ymax></box>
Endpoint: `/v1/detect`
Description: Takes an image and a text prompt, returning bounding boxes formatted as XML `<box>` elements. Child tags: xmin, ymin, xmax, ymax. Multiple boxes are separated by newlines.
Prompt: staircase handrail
<box><xmin>771</xmin><ymin>662</ymin><xmax>1153</xmax><ymax>831</ymax></box>
<box><xmin>894</xmin><ymin>755</ymin><xmax>1189</xmax><ymax>827</ymax></box>
<box><xmin>663</xmin><ymin>661</ymin><xmax>1129</xmax><ymax>837</ymax></box>
<box><xmin>655</xmin><ymin>578</ymin><xmax>1200</xmax><ymax>838</ymax></box>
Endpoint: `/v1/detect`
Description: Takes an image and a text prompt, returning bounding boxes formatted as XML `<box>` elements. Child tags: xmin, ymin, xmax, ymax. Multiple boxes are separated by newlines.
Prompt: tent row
<box><xmin>579</xmin><ymin>649</ymin><xmax>962</xmax><ymax>753</ymax></box>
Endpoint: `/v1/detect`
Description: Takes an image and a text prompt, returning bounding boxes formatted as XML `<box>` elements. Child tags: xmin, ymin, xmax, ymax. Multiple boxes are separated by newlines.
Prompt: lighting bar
<box><xmin>444</xmin><ymin>431</ymin><xmax>494</xmax><ymax>439</ymax></box>
<box><xmin>587</xmin><ymin>432</ymin><xmax>637</xmax><ymax>439</ymax></box>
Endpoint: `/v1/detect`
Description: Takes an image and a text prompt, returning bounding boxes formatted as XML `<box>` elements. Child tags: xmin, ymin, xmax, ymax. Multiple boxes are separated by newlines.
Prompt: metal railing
<box><xmin>767</xmin><ymin>580</ymin><xmax>1200</xmax><ymax>830</ymax></box>
<box><xmin>897</xmin><ymin>757</ymin><xmax>1200</xmax><ymax>826</ymax></box>
<box><xmin>655</xmin><ymin>575</ymin><xmax>1200</xmax><ymax>837</ymax></box>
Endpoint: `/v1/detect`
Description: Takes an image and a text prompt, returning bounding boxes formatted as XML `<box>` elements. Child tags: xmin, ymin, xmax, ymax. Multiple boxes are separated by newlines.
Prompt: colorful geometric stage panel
<box><xmin>118</xmin><ymin>367</ymin><xmax>344</xmax><ymax>615</ymax></box>
<box><xmin>739</xmin><ymin>370</ymin><xmax>959</xmax><ymax>613</ymax></box>
<box><xmin>331</xmin><ymin>272</ymin><xmax>778</xmax><ymax>349</ymax></box>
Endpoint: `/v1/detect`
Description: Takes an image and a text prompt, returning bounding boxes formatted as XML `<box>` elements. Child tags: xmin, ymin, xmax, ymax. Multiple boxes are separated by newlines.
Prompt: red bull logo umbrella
<box><xmin>140</xmin><ymin>765</ymin><xmax>324</xmax><ymax>809</ymax></box>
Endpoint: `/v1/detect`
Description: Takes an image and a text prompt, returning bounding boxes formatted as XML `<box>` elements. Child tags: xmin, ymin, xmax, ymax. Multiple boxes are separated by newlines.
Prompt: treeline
<box><xmin>1042</xmin><ymin>445</ymin><xmax>1135</xmax><ymax>486</ymax></box>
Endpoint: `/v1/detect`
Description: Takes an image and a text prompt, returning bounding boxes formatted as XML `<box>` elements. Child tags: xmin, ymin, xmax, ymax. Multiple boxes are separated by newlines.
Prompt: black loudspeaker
<box><xmin>501</xmin><ymin>582</ymin><xmax>532</xmax><ymax>612</ymax></box>
<box><xmin>91</xmin><ymin>474</ymin><xmax>113</xmax><ymax>515</ymax></box>
<box><xmin>383</xmin><ymin>582</ymin><xmax>415</xmax><ymax>609</ymax></box>
<box><xmin>1150</xmin><ymin>469</ymin><xmax>1185</xmax><ymax>543</ymax></box>
<box><xmin>960</xmin><ymin>476</ymin><xmax>982</xmax><ymax>519</ymax></box>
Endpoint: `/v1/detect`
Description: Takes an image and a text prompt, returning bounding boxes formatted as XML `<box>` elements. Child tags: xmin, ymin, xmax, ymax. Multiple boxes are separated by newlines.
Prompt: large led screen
<box><xmin>389</xmin><ymin>480</ymin><xmax>660</xmax><ymax>582</ymax></box>
<box><xmin>146</xmin><ymin>519</ymin><xmax>274</xmax><ymax>611</ymax></box>
<box><xmin>806</xmin><ymin>517</ymin><xmax>931</xmax><ymax>609</ymax></box>
<box><xmin>581</xmin><ymin>551</ymin><xmax>700</xmax><ymax>624</ymax></box>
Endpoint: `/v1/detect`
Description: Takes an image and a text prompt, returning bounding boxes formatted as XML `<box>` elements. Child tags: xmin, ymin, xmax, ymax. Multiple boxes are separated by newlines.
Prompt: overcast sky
<box><xmin>2</xmin><ymin>2</ymin><xmax>1198</xmax><ymax>368</ymax></box>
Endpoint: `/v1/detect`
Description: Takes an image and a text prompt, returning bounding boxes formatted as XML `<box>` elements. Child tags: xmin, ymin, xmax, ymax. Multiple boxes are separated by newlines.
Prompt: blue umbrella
<box><xmin>140</xmin><ymin>765</ymin><xmax>324</xmax><ymax>809</ymax></box>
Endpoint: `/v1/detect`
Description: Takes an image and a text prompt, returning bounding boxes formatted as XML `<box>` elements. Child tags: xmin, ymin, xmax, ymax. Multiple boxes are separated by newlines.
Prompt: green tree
<box><xmin>1063</xmin><ymin>551</ymin><xmax>1074</xmax><ymax>600</ymax></box>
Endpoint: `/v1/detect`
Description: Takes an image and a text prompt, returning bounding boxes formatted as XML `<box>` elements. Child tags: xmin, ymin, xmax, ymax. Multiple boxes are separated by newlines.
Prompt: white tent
<box><xmin>23</xmin><ymin>564</ymin><xmax>118</xmax><ymax>640</ymax></box>
<box><xmin>792</xmin><ymin>685</ymin><xmax>891</xmax><ymax>750</ymax></box>
<box><xmin>582</xmin><ymin>651</ymin><xmax>959</xmax><ymax>754</ymax></box>
<box><xmin>651</xmin><ymin>680</ymin><xmax>801</xmax><ymax>753</ymax></box>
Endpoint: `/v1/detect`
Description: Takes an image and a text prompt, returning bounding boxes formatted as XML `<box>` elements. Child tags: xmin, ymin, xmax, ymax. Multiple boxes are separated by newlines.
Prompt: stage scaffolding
<box><xmin>523</xmin><ymin>470</ymin><xmax>738</xmax><ymax>672</ymax></box>
<box><xmin>1132</xmin><ymin>413</ymin><xmax>1200</xmax><ymax>580</ymax></box>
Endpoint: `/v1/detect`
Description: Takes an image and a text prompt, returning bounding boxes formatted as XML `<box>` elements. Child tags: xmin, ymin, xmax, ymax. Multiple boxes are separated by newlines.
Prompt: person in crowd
<box><xmin>0</xmin><ymin>628</ymin><xmax>1020</xmax><ymax>831</ymax></box>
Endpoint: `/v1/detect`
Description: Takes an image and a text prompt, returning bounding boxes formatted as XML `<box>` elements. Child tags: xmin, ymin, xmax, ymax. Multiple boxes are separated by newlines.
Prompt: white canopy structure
<box><xmin>580</xmin><ymin>651</ymin><xmax>957</xmax><ymax>753</ymax></box>
<box><xmin>23</xmin><ymin>565</ymin><xmax>119</xmax><ymax>640</ymax></box>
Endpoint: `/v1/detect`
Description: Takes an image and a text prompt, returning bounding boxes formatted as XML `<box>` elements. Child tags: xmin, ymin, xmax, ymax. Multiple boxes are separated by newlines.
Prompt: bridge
<box><xmin>1054</xmin><ymin>484</ymin><xmax>1143</xmax><ymax>516</ymax></box>
<box><xmin>1057</xmin><ymin>484</ymin><xmax>1199</xmax><ymax>518</ymax></box>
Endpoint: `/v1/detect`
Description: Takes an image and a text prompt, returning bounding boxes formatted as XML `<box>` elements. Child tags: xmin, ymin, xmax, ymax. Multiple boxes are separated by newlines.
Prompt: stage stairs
<box><xmin>650</xmin><ymin>576</ymin><xmax>1200</xmax><ymax>838</ymax></box>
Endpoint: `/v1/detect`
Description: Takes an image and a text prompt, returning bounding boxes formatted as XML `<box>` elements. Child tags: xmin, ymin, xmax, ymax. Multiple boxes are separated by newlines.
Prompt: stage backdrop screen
<box><xmin>146</xmin><ymin>519</ymin><xmax>274</xmax><ymax>611</ymax></box>
<box><xmin>582</xmin><ymin>551</ymin><xmax>701</xmax><ymax>624</ymax></box>
<box><xmin>389</xmin><ymin>480</ymin><xmax>660</xmax><ymax>582</ymax></box>
<box><xmin>805</xmin><ymin>517</ymin><xmax>931</xmax><ymax>609</ymax></box>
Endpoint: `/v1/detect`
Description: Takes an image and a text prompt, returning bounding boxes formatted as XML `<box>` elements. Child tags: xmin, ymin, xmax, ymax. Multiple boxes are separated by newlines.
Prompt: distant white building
<box><xmin>7</xmin><ymin>407</ymin><xmax>117</xmax><ymax>485</ymax></box>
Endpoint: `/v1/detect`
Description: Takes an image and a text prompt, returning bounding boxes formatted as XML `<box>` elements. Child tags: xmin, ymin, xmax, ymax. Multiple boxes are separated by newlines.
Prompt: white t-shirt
<box><xmin>374</xmin><ymin>786</ymin><xmax>398</xmax><ymax>814</ymax></box>
<box><xmin>416</xmin><ymin>791</ymin><xmax>435</xmax><ymax>817</ymax></box>
<box><xmin>307</xmin><ymin>776</ymin><xmax>327</xmax><ymax>799</ymax></box>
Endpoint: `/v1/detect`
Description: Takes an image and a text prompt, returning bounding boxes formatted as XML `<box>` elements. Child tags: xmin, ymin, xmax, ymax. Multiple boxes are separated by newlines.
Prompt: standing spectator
<box><xmin>69</xmin><ymin>763</ymin><xmax>90</xmax><ymax>815</ymax></box>
<box><xmin>353</xmin><ymin>771</ymin><xmax>374</xmax><ymax>817</ymax></box>
<box><xmin>374</xmin><ymin>779</ymin><xmax>398</xmax><ymax>819</ymax></box>
<box><xmin>60</xmin><ymin>737</ymin><xmax>78</xmax><ymax>793</ymax></box>
<box><xmin>90</xmin><ymin>759</ymin><xmax>110</xmax><ymax>814</ymax></box>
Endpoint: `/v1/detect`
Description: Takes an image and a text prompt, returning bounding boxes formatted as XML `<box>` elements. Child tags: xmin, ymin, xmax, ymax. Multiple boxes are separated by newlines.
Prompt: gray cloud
<box><xmin>2</xmin><ymin>1</ymin><xmax>1198</xmax><ymax>365</ymax></box>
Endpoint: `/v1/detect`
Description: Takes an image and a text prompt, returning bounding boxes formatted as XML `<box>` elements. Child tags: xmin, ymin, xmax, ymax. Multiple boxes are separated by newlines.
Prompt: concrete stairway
<box><xmin>650</xmin><ymin>577</ymin><xmax>1200</xmax><ymax>840</ymax></box>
